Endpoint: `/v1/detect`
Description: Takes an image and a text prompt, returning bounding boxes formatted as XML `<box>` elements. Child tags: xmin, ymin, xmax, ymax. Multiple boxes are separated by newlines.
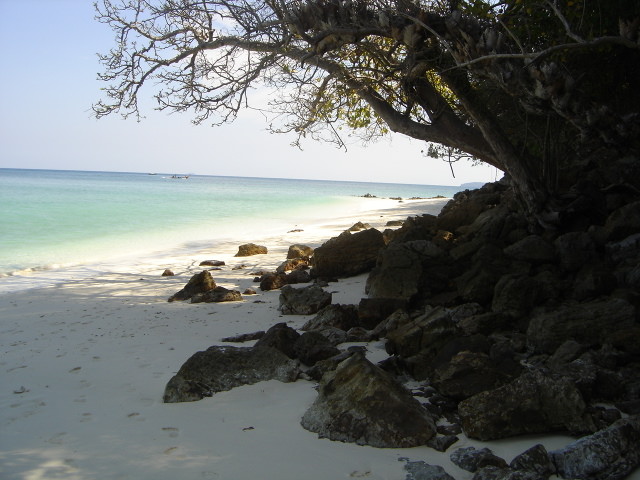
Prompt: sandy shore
<box><xmin>0</xmin><ymin>198</ymin><xmax>575</xmax><ymax>480</ymax></box>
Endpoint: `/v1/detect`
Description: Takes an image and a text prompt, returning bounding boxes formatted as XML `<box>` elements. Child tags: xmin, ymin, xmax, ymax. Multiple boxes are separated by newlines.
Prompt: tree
<box><xmin>94</xmin><ymin>0</ymin><xmax>640</xmax><ymax>223</ymax></box>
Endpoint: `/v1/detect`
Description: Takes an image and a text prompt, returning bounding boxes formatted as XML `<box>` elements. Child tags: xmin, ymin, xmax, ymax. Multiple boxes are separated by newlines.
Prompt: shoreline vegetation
<box><xmin>1</xmin><ymin>187</ymin><xmax>639</xmax><ymax>480</ymax></box>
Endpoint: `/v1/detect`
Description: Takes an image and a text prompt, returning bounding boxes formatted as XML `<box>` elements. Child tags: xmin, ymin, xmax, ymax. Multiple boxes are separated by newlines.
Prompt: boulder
<box><xmin>286</xmin><ymin>269</ymin><xmax>312</xmax><ymax>284</ymax></box>
<box><xmin>300</xmin><ymin>354</ymin><xmax>436</xmax><ymax>448</ymax></box>
<box><xmin>365</xmin><ymin>240</ymin><xmax>445</xmax><ymax>301</ymax></box>
<box><xmin>292</xmin><ymin>331</ymin><xmax>341</xmax><ymax>366</ymax></box>
<box><xmin>191</xmin><ymin>286</ymin><xmax>242</xmax><ymax>303</ymax></box>
<box><xmin>526</xmin><ymin>298</ymin><xmax>636</xmax><ymax>354</ymax></box>
<box><xmin>503</xmin><ymin>235</ymin><xmax>556</xmax><ymax>264</ymax></box>
<box><xmin>510</xmin><ymin>444</ymin><xmax>555</xmax><ymax>479</ymax></box>
<box><xmin>404</xmin><ymin>461</ymin><xmax>456</xmax><ymax>480</ymax></box>
<box><xmin>235</xmin><ymin>243</ymin><xmax>268</xmax><ymax>257</ymax></box>
<box><xmin>168</xmin><ymin>270</ymin><xmax>216</xmax><ymax>302</ymax></box>
<box><xmin>554</xmin><ymin>232</ymin><xmax>597</xmax><ymax>272</ymax></box>
<box><xmin>450</xmin><ymin>446</ymin><xmax>508</xmax><ymax>473</ymax></box>
<box><xmin>550</xmin><ymin>415</ymin><xmax>640</xmax><ymax>480</ymax></box>
<box><xmin>358</xmin><ymin>297</ymin><xmax>408</xmax><ymax>330</ymax></box>
<box><xmin>312</xmin><ymin>228</ymin><xmax>385</xmax><ymax>278</ymax></box>
<box><xmin>276</xmin><ymin>258</ymin><xmax>309</xmax><ymax>273</ymax></box>
<box><xmin>259</xmin><ymin>273</ymin><xmax>288</xmax><ymax>291</ymax></box>
<box><xmin>348</xmin><ymin>221</ymin><xmax>371</xmax><ymax>232</ymax></box>
<box><xmin>603</xmin><ymin>200</ymin><xmax>640</xmax><ymax>241</ymax></box>
<box><xmin>287</xmin><ymin>244</ymin><xmax>314</xmax><ymax>259</ymax></box>
<box><xmin>163</xmin><ymin>345</ymin><xmax>299</xmax><ymax>403</ymax></box>
<box><xmin>458</xmin><ymin>370</ymin><xmax>595</xmax><ymax>441</ymax></box>
<box><xmin>491</xmin><ymin>274</ymin><xmax>540</xmax><ymax>318</ymax></box>
<box><xmin>162</xmin><ymin>269</ymin><xmax>175</xmax><ymax>276</ymax></box>
<box><xmin>199</xmin><ymin>260</ymin><xmax>225</xmax><ymax>267</ymax></box>
<box><xmin>253</xmin><ymin>322</ymin><xmax>300</xmax><ymax>358</ymax></box>
<box><xmin>278</xmin><ymin>284</ymin><xmax>332</xmax><ymax>315</ymax></box>
<box><xmin>302</xmin><ymin>304</ymin><xmax>360</xmax><ymax>332</ymax></box>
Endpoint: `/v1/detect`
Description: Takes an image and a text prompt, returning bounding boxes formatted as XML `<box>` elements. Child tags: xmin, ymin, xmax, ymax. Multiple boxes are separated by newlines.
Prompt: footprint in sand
<box><xmin>162</xmin><ymin>427</ymin><xmax>180</xmax><ymax>438</ymax></box>
<box><xmin>163</xmin><ymin>446</ymin><xmax>179</xmax><ymax>455</ymax></box>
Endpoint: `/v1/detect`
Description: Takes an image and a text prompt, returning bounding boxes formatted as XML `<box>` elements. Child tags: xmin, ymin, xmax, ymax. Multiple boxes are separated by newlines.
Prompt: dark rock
<box><xmin>276</xmin><ymin>258</ymin><xmax>309</xmax><ymax>273</ymax></box>
<box><xmin>437</xmin><ymin>423</ymin><xmax>462</xmax><ymax>435</ymax></box>
<box><xmin>471</xmin><ymin>466</ymin><xmax>540</xmax><ymax>480</ymax></box>
<box><xmin>509</xmin><ymin>444</ymin><xmax>555</xmax><ymax>479</ymax></box>
<box><xmin>300</xmin><ymin>354</ymin><xmax>436</xmax><ymax>448</ymax></box>
<box><xmin>554</xmin><ymin>232</ymin><xmax>597</xmax><ymax>272</ymax></box>
<box><xmin>243</xmin><ymin>287</ymin><xmax>257</xmax><ymax>295</ymax></box>
<box><xmin>168</xmin><ymin>270</ymin><xmax>216</xmax><ymax>302</ymax></box>
<box><xmin>312</xmin><ymin>228</ymin><xmax>385</xmax><ymax>278</ymax></box>
<box><xmin>550</xmin><ymin>415</ymin><xmax>640</xmax><ymax>480</ymax></box>
<box><xmin>491</xmin><ymin>274</ymin><xmax>540</xmax><ymax>318</ymax></box>
<box><xmin>293</xmin><ymin>331</ymin><xmax>341</xmax><ymax>366</ymax></box>
<box><xmin>526</xmin><ymin>298</ymin><xmax>636</xmax><ymax>354</ymax></box>
<box><xmin>162</xmin><ymin>269</ymin><xmax>175</xmax><ymax>276</ymax></box>
<box><xmin>287</xmin><ymin>244</ymin><xmax>314</xmax><ymax>259</ymax></box>
<box><xmin>346</xmin><ymin>327</ymin><xmax>371</xmax><ymax>342</ymax></box>
<box><xmin>404</xmin><ymin>461</ymin><xmax>456</xmax><ymax>480</ymax></box>
<box><xmin>318</xmin><ymin>326</ymin><xmax>349</xmax><ymax>345</ymax></box>
<box><xmin>221</xmin><ymin>331</ymin><xmax>265</xmax><ymax>343</ymax></box>
<box><xmin>366</xmin><ymin>240</ymin><xmax>445</xmax><ymax>301</ymax></box>
<box><xmin>458</xmin><ymin>370</ymin><xmax>595</xmax><ymax>441</ymax></box>
<box><xmin>503</xmin><ymin>235</ymin><xmax>556</xmax><ymax>264</ymax></box>
<box><xmin>253</xmin><ymin>322</ymin><xmax>300</xmax><ymax>359</ymax></box>
<box><xmin>603</xmin><ymin>200</ymin><xmax>640</xmax><ymax>241</ymax></box>
<box><xmin>191</xmin><ymin>286</ymin><xmax>242</xmax><ymax>303</ymax></box>
<box><xmin>199</xmin><ymin>259</ymin><xmax>225</xmax><ymax>267</ymax></box>
<box><xmin>348</xmin><ymin>221</ymin><xmax>372</xmax><ymax>231</ymax></box>
<box><xmin>278</xmin><ymin>284</ymin><xmax>332</xmax><ymax>315</ymax></box>
<box><xmin>304</xmin><ymin>351</ymin><xmax>355</xmax><ymax>381</ymax></box>
<box><xmin>259</xmin><ymin>273</ymin><xmax>288</xmax><ymax>291</ymax></box>
<box><xmin>285</xmin><ymin>268</ymin><xmax>312</xmax><ymax>284</ymax></box>
<box><xmin>358</xmin><ymin>298</ymin><xmax>408</xmax><ymax>330</ymax></box>
<box><xmin>458</xmin><ymin>312</ymin><xmax>511</xmax><ymax>336</ymax></box>
<box><xmin>235</xmin><ymin>243</ymin><xmax>268</xmax><ymax>257</ymax></box>
<box><xmin>426</xmin><ymin>434</ymin><xmax>459</xmax><ymax>452</ymax></box>
<box><xmin>163</xmin><ymin>345</ymin><xmax>299</xmax><ymax>403</ymax></box>
<box><xmin>386</xmin><ymin>220</ymin><xmax>404</xmax><ymax>227</ymax></box>
<box><xmin>302</xmin><ymin>304</ymin><xmax>360</xmax><ymax>332</ymax></box>
<box><xmin>450</xmin><ymin>446</ymin><xmax>509</xmax><ymax>472</ymax></box>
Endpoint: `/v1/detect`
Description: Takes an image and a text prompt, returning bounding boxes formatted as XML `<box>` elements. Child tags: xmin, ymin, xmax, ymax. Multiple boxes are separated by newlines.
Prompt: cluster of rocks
<box><xmin>162</xmin><ymin>169</ymin><xmax>640</xmax><ymax>479</ymax></box>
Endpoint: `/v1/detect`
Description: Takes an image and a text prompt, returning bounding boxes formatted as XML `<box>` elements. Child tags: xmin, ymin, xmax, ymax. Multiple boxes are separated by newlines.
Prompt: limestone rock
<box><xmin>278</xmin><ymin>284</ymin><xmax>332</xmax><ymax>315</ymax></box>
<box><xmin>550</xmin><ymin>415</ymin><xmax>640</xmax><ymax>480</ymax></box>
<box><xmin>285</xmin><ymin>268</ymin><xmax>312</xmax><ymax>284</ymax></box>
<box><xmin>163</xmin><ymin>345</ymin><xmax>299</xmax><ymax>403</ymax></box>
<box><xmin>312</xmin><ymin>228</ymin><xmax>385</xmax><ymax>278</ymax></box>
<box><xmin>259</xmin><ymin>273</ymin><xmax>288</xmax><ymax>291</ymax></box>
<box><xmin>168</xmin><ymin>270</ymin><xmax>216</xmax><ymax>302</ymax></box>
<box><xmin>458</xmin><ymin>370</ymin><xmax>595</xmax><ymax>441</ymax></box>
<box><xmin>191</xmin><ymin>286</ymin><xmax>242</xmax><ymax>303</ymax></box>
<box><xmin>235</xmin><ymin>243</ymin><xmax>268</xmax><ymax>257</ymax></box>
<box><xmin>300</xmin><ymin>354</ymin><xmax>436</xmax><ymax>448</ymax></box>
<box><xmin>287</xmin><ymin>244</ymin><xmax>314</xmax><ymax>259</ymax></box>
<box><xmin>276</xmin><ymin>258</ymin><xmax>309</xmax><ymax>273</ymax></box>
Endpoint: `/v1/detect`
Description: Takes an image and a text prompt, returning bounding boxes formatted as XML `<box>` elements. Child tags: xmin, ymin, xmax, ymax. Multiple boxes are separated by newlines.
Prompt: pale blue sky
<box><xmin>0</xmin><ymin>0</ymin><xmax>499</xmax><ymax>186</ymax></box>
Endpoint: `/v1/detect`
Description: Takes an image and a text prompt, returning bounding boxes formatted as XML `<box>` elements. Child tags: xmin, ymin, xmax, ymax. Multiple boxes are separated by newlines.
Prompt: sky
<box><xmin>0</xmin><ymin>0</ymin><xmax>500</xmax><ymax>187</ymax></box>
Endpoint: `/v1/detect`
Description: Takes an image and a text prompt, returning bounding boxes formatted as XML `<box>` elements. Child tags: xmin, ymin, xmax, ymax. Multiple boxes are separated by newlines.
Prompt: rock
<box><xmin>603</xmin><ymin>200</ymin><xmax>640</xmax><ymax>241</ymax></box>
<box><xmin>278</xmin><ymin>284</ymin><xmax>332</xmax><ymax>315</ymax></box>
<box><xmin>235</xmin><ymin>243</ymin><xmax>268</xmax><ymax>257</ymax></box>
<box><xmin>526</xmin><ymin>298</ymin><xmax>636</xmax><ymax>354</ymax></box>
<box><xmin>366</xmin><ymin>240</ymin><xmax>445</xmax><ymax>301</ymax></box>
<box><xmin>404</xmin><ymin>461</ymin><xmax>456</xmax><ymax>480</ymax></box>
<box><xmin>550</xmin><ymin>415</ymin><xmax>640</xmax><ymax>480</ymax></box>
<box><xmin>470</xmin><ymin>467</ymin><xmax>540</xmax><ymax>480</ymax></box>
<box><xmin>458</xmin><ymin>370</ymin><xmax>595</xmax><ymax>441</ymax></box>
<box><xmin>259</xmin><ymin>273</ymin><xmax>288</xmax><ymax>291</ymax></box>
<box><xmin>287</xmin><ymin>244</ymin><xmax>314</xmax><ymax>259</ymax></box>
<box><xmin>509</xmin><ymin>444</ymin><xmax>555</xmax><ymax>479</ymax></box>
<box><xmin>503</xmin><ymin>235</ymin><xmax>556</xmax><ymax>263</ymax></box>
<box><xmin>554</xmin><ymin>232</ymin><xmax>597</xmax><ymax>272</ymax></box>
<box><xmin>161</xmin><ymin>269</ymin><xmax>175</xmax><ymax>276</ymax></box>
<box><xmin>426</xmin><ymin>435</ymin><xmax>459</xmax><ymax>452</ymax></box>
<box><xmin>292</xmin><ymin>331</ymin><xmax>341</xmax><ymax>366</ymax></box>
<box><xmin>491</xmin><ymin>274</ymin><xmax>540</xmax><ymax>317</ymax></box>
<box><xmin>386</xmin><ymin>220</ymin><xmax>404</xmax><ymax>227</ymax></box>
<box><xmin>243</xmin><ymin>287</ymin><xmax>257</xmax><ymax>295</ymax></box>
<box><xmin>163</xmin><ymin>345</ymin><xmax>299</xmax><ymax>403</ymax></box>
<box><xmin>286</xmin><ymin>269</ymin><xmax>312</xmax><ymax>284</ymax></box>
<box><xmin>300</xmin><ymin>354</ymin><xmax>436</xmax><ymax>448</ymax></box>
<box><xmin>302</xmin><ymin>304</ymin><xmax>360</xmax><ymax>332</ymax></box>
<box><xmin>221</xmin><ymin>331</ymin><xmax>265</xmax><ymax>343</ymax></box>
<box><xmin>276</xmin><ymin>258</ymin><xmax>309</xmax><ymax>273</ymax></box>
<box><xmin>168</xmin><ymin>270</ymin><xmax>216</xmax><ymax>302</ymax></box>
<box><xmin>199</xmin><ymin>260</ymin><xmax>225</xmax><ymax>267</ymax></box>
<box><xmin>253</xmin><ymin>322</ymin><xmax>300</xmax><ymax>359</ymax></box>
<box><xmin>358</xmin><ymin>298</ymin><xmax>408</xmax><ymax>330</ymax></box>
<box><xmin>312</xmin><ymin>228</ymin><xmax>385</xmax><ymax>278</ymax></box>
<box><xmin>348</xmin><ymin>221</ymin><xmax>372</xmax><ymax>231</ymax></box>
<box><xmin>450</xmin><ymin>446</ymin><xmax>509</xmax><ymax>472</ymax></box>
<box><xmin>191</xmin><ymin>286</ymin><xmax>242</xmax><ymax>303</ymax></box>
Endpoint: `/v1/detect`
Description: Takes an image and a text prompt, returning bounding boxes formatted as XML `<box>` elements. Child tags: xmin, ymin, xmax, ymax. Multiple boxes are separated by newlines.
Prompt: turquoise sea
<box><xmin>0</xmin><ymin>168</ymin><xmax>463</xmax><ymax>292</ymax></box>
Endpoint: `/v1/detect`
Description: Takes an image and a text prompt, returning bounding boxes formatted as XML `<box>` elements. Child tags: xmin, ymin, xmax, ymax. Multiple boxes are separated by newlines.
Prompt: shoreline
<box><xmin>0</xmin><ymin>196</ymin><xmax>578</xmax><ymax>480</ymax></box>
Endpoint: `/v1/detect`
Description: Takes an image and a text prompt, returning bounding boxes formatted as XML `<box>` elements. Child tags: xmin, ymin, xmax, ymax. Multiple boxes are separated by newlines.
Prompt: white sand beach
<box><xmin>1</xmin><ymin>198</ymin><xmax>577</xmax><ymax>480</ymax></box>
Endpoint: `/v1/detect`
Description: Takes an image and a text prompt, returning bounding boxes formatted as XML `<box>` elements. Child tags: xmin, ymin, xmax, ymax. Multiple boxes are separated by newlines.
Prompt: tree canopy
<box><xmin>94</xmin><ymin>0</ymin><xmax>640</xmax><ymax>220</ymax></box>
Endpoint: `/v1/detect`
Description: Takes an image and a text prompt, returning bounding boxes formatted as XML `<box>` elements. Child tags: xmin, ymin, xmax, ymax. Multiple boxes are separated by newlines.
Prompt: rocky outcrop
<box><xmin>302</xmin><ymin>304</ymin><xmax>360</xmax><ymax>332</ymax></box>
<box><xmin>163</xmin><ymin>345</ymin><xmax>299</xmax><ymax>403</ymax></box>
<box><xmin>235</xmin><ymin>243</ymin><xmax>268</xmax><ymax>256</ymax></box>
<box><xmin>311</xmin><ymin>228</ymin><xmax>385</xmax><ymax>278</ymax></box>
<box><xmin>278</xmin><ymin>284</ymin><xmax>332</xmax><ymax>315</ymax></box>
<box><xmin>287</xmin><ymin>244</ymin><xmax>314</xmax><ymax>259</ymax></box>
<box><xmin>300</xmin><ymin>354</ymin><xmax>436</xmax><ymax>447</ymax></box>
<box><xmin>191</xmin><ymin>286</ymin><xmax>242</xmax><ymax>303</ymax></box>
<box><xmin>168</xmin><ymin>270</ymin><xmax>216</xmax><ymax>302</ymax></box>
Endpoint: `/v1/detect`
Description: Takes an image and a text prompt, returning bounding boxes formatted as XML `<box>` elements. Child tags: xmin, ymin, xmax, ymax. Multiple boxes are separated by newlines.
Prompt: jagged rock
<box><xmin>168</xmin><ymin>270</ymin><xmax>216</xmax><ymax>302</ymax></box>
<box><xmin>221</xmin><ymin>331</ymin><xmax>265</xmax><ymax>343</ymax></box>
<box><xmin>317</xmin><ymin>326</ymin><xmax>349</xmax><ymax>345</ymax></box>
<box><xmin>286</xmin><ymin>268</ymin><xmax>312</xmax><ymax>284</ymax></box>
<box><xmin>253</xmin><ymin>322</ymin><xmax>300</xmax><ymax>359</ymax></box>
<box><xmin>302</xmin><ymin>304</ymin><xmax>360</xmax><ymax>332</ymax></box>
<box><xmin>292</xmin><ymin>331</ymin><xmax>341</xmax><ymax>366</ymax></box>
<box><xmin>304</xmin><ymin>351</ymin><xmax>355</xmax><ymax>381</ymax></box>
<box><xmin>259</xmin><ymin>273</ymin><xmax>288</xmax><ymax>291</ymax></box>
<box><xmin>426</xmin><ymin>435</ymin><xmax>459</xmax><ymax>452</ymax></box>
<box><xmin>404</xmin><ymin>461</ymin><xmax>456</xmax><ymax>480</ymax></box>
<box><xmin>491</xmin><ymin>274</ymin><xmax>540</xmax><ymax>317</ymax></box>
<box><xmin>348</xmin><ymin>221</ymin><xmax>371</xmax><ymax>231</ymax></box>
<box><xmin>455</xmin><ymin>244</ymin><xmax>511</xmax><ymax>305</ymax></box>
<box><xmin>191</xmin><ymin>286</ymin><xmax>242</xmax><ymax>303</ymax></box>
<box><xmin>311</xmin><ymin>228</ymin><xmax>385</xmax><ymax>278</ymax></box>
<box><xmin>276</xmin><ymin>258</ymin><xmax>309</xmax><ymax>273</ymax></box>
<box><xmin>503</xmin><ymin>235</ymin><xmax>556</xmax><ymax>263</ymax></box>
<box><xmin>554</xmin><ymin>232</ymin><xmax>597</xmax><ymax>272</ymax></box>
<box><xmin>235</xmin><ymin>243</ymin><xmax>268</xmax><ymax>257</ymax></box>
<box><xmin>450</xmin><ymin>446</ymin><xmax>509</xmax><ymax>472</ymax></box>
<box><xmin>278</xmin><ymin>284</ymin><xmax>332</xmax><ymax>315</ymax></box>
<box><xmin>199</xmin><ymin>259</ymin><xmax>225</xmax><ymax>267</ymax></box>
<box><xmin>161</xmin><ymin>269</ymin><xmax>175</xmax><ymax>276</ymax></box>
<box><xmin>458</xmin><ymin>370</ymin><xmax>595</xmax><ymax>441</ymax></box>
<box><xmin>163</xmin><ymin>345</ymin><xmax>299</xmax><ymax>403</ymax></box>
<box><xmin>549</xmin><ymin>415</ymin><xmax>640</xmax><ymax>480</ymax></box>
<box><xmin>358</xmin><ymin>297</ymin><xmax>408</xmax><ymax>330</ymax></box>
<box><xmin>300</xmin><ymin>354</ymin><xmax>436</xmax><ymax>448</ymax></box>
<box><xmin>510</xmin><ymin>444</ymin><xmax>555</xmax><ymax>479</ymax></box>
<box><xmin>287</xmin><ymin>244</ymin><xmax>314</xmax><ymax>259</ymax></box>
<box><xmin>366</xmin><ymin>240</ymin><xmax>445</xmax><ymax>301</ymax></box>
<box><xmin>526</xmin><ymin>298</ymin><xmax>636</xmax><ymax>354</ymax></box>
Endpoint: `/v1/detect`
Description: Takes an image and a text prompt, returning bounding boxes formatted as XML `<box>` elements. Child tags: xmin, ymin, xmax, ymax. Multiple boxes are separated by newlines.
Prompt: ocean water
<box><xmin>0</xmin><ymin>168</ymin><xmax>462</xmax><ymax>292</ymax></box>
